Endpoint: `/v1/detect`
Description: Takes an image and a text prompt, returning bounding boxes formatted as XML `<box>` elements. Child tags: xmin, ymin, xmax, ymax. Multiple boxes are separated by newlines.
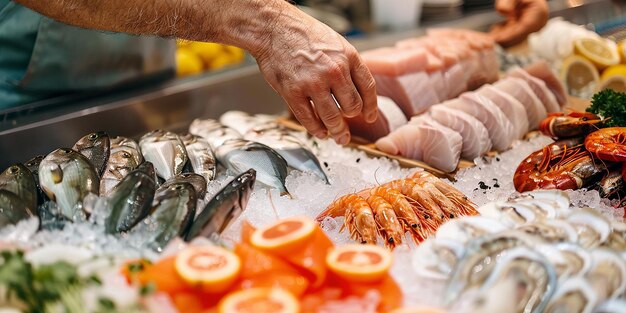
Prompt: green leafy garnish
<box><xmin>0</xmin><ymin>251</ymin><xmax>114</xmax><ymax>313</ymax></box>
<box><xmin>587</xmin><ymin>89</ymin><xmax>626</xmax><ymax>127</ymax></box>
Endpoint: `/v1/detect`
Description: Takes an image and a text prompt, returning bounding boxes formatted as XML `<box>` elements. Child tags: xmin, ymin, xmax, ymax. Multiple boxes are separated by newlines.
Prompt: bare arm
<box><xmin>16</xmin><ymin>0</ymin><xmax>378</xmax><ymax>144</ymax></box>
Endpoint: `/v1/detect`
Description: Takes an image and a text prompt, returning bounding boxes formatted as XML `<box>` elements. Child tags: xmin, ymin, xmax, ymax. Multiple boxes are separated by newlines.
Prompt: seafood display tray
<box><xmin>0</xmin><ymin>0</ymin><xmax>614</xmax><ymax>172</ymax></box>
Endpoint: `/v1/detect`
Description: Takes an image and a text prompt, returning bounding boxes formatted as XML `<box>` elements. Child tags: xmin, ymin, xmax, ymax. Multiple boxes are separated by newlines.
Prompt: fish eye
<box><xmin>60</xmin><ymin>148</ymin><xmax>71</xmax><ymax>153</ymax></box>
<box><xmin>174</xmin><ymin>185</ymin><xmax>183</xmax><ymax>190</ymax></box>
<box><xmin>122</xmin><ymin>152</ymin><xmax>131</xmax><ymax>158</ymax></box>
<box><xmin>8</xmin><ymin>166</ymin><xmax>19</xmax><ymax>174</ymax></box>
<box><xmin>88</xmin><ymin>133</ymin><xmax>98</xmax><ymax>140</ymax></box>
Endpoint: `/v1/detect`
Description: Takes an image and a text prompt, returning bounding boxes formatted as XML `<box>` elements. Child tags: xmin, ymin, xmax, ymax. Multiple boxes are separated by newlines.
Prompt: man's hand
<box><xmin>253</xmin><ymin>8</ymin><xmax>377</xmax><ymax>144</ymax></box>
<box><xmin>15</xmin><ymin>0</ymin><xmax>377</xmax><ymax>145</ymax></box>
<box><xmin>489</xmin><ymin>0</ymin><xmax>549</xmax><ymax>47</ymax></box>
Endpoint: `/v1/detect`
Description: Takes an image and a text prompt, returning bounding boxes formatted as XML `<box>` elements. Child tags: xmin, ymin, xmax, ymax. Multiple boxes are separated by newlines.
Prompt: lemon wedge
<box><xmin>574</xmin><ymin>37</ymin><xmax>620</xmax><ymax>69</ymax></box>
<box><xmin>560</xmin><ymin>55</ymin><xmax>600</xmax><ymax>99</ymax></box>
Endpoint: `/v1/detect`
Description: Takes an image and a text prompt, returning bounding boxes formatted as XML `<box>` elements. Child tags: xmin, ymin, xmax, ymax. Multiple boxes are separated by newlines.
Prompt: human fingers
<box><xmin>495</xmin><ymin>0</ymin><xmax>518</xmax><ymax>16</ymax></box>
<box><xmin>310</xmin><ymin>93</ymin><xmax>351</xmax><ymax>144</ymax></box>
<box><xmin>330</xmin><ymin>74</ymin><xmax>363</xmax><ymax>119</ymax></box>
<box><xmin>349</xmin><ymin>52</ymin><xmax>378</xmax><ymax>123</ymax></box>
<box><xmin>286</xmin><ymin>94</ymin><xmax>327</xmax><ymax>139</ymax></box>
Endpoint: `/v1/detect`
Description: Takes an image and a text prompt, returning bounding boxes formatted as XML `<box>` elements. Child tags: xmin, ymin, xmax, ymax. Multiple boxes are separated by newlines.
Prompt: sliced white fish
<box><xmin>475</xmin><ymin>84</ymin><xmax>529</xmax><ymax>139</ymax></box>
<box><xmin>409</xmin><ymin>117</ymin><xmax>463</xmax><ymax>172</ymax></box>
<box><xmin>429</xmin><ymin>105</ymin><xmax>492</xmax><ymax>159</ymax></box>
<box><xmin>508</xmin><ymin>67</ymin><xmax>561</xmax><ymax>113</ymax></box>
<box><xmin>377</xmin><ymin>96</ymin><xmax>407</xmax><ymax>132</ymax></box>
<box><xmin>493</xmin><ymin>77</ymin><xmax>547</xmax><ymax>130</ymax></box>
<box><xmin>139</xmin><ymin>130</ymin><xmax>188</xmax><ymax>181</ymax></box>
<box><xmin>446</xmin><ymin>94</ymin><xmax>515</xmax><ymax>151</ymax></box>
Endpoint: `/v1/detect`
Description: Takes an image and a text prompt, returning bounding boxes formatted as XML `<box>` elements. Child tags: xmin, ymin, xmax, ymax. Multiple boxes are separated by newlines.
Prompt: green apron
<box><xmin>0</xmin><ymin>0</ymin><xmax>175</xmax><ymax>109</ymax></box>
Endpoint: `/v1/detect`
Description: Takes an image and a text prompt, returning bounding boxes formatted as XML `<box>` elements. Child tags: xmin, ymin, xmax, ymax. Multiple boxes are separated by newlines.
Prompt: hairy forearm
<box><xmin>15</xmin><ymin>0</ymin><xmax>292</xmax><ymax>55</ymax></box>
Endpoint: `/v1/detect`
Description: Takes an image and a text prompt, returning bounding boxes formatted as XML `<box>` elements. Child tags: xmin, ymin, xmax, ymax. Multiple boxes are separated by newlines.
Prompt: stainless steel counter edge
<box><xmin>0</xmin><ymin>0</ymin><xmax>621</xmax><ymax>168</ymax></box>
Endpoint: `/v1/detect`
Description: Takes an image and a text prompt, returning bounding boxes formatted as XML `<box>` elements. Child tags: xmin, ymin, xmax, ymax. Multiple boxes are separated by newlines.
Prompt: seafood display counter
<box><xmin>2</xmin><ymin>1</ymin><xmax>626</xmax><ymax>313</ymax></box>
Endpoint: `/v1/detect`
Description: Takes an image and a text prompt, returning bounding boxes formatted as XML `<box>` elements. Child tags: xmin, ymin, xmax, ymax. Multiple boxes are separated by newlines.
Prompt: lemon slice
<box><xmin>250</xmin><ymin>217</ymin><xmax>317</xmax><ymax>255</ymax></box>
<box><xmin>574</xmin><ymin>37</ymin><xmax>620</xmax><ymax>69</ymax></box>
<box><xmin>560</xmin><ymin>55</ymin><xmax>600</xmax><ymax>99</ymax></box>
<box><xmin>598</xmin><ymin>75</ymin><xmax>626</xmax><ymax>93</ymax></box>
<box><xmin>175</xmin><ymin>246</ymin><xmax>241</xmax><ymax>293</ymax></box>
<box><xmin>218</xmin><ymin>288</ymin><xmax>300</xmax><ymax>313</ymax></box>
<box><xmin>326</xmin><ymin>244</ymin><xmax>392</xmax><ymax>283</ymax></box>
<box><xmin>601</xmin><ymin>64</ymin><xmax>626</xmax><ymax>81</ymax></box>
<box><xmin>618</xmin><ymin>40</ymin><xmax>626</xmax><ymax>64</ymax></box>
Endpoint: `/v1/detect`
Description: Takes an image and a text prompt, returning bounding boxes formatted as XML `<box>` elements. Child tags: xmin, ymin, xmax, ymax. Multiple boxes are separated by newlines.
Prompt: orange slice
<box><xmin>218</xmin><ymin>288</ymin><xmax>300</xmax><ymax>313</ymax></box>
<box><xmin>175</xmin><ymin>246</ymin><xmax>241</xmax><ymax>293</ymax></box>
<box><xmin>235</xmin><ymin>243</ymin><xmax>310</xmax><ymax>296</ymax></box>
<box><xmin>326</xmin><ymin>244</ymin><xmax>392</xmax><ymax>283</ymax></box>
<box><xmin>137</xmin><ymin>256</ymin><xmax>192</xmax><ymax>295</ymax></box>
<box><xmin>250</xmin><ymin>216</ymin><xmax>317</xmax><ymax>254</ymax></box>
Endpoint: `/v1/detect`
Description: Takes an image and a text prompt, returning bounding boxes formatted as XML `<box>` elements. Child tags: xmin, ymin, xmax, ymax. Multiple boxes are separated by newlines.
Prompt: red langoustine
<box><xmin>513</xmin><ymin>137</ymin><xmax>606</xmax><ymax>192</ymax></box>
<box><xmin>539</xmin><ymin>112</ymin><xmax>602</xmax><ymax>139</ymax></box>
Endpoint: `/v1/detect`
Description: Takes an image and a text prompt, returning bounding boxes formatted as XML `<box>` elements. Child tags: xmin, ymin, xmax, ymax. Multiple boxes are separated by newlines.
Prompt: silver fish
<box><xmin>72</xmin><ymin>131</ymin><xmax>110</xmax><ymax>176</ymax></box>
<box><xmin>466</xmin><ymin>247</ymin><xmax>556</xmax><ymax>313</ymax></box>
<box><xmin>189</xmin><ymin>118</ymin><xmax>242</xmax><ymax>150</ymax></box>
<box><xmin>215</xmin><ymin>139</ymin><xmax>289</xmax><ymax>195</ymax></box>
<box><xmin>0</xmin><ymin>190</ymin><xmax>33</xmax><ymax>227</ymax></box>
<box><xmin>244</xmin><ymin>126</ymin><xmax>328</xmax><ymax>183</ymax></box>
<box><xmin>39</xmin><ymin>148</ymin><xmax>99</xmax><ymax>221</ymax></box>
<box><xmin>0</xmin><ymin>163</ymin><xmax>37</xmax><ymax>214</ymax></box>
<box><xmin>144</xmin><ymin>182</ymin><xmax>196</xmax><ymax>251</ymax></box>
<box><xmin>139</xmin><ymin>130</ymin><xmax>188</xmax><ymax>180</ymax></box>
<box><xmin>185</xmin><ymin>169</ymin><xmax>255</xmax><ymax>240</ymax></box>
<box><xmin>100</xmin><ymin>137</ymin><xmax>143</xmax><ymax>196</ymax></box>
<box><xmin>105</xmin><ymin>170</ymin><xmax>156</xmax><ymax>233</ymax></box>
<box><xmin>25</xmin><ymin>155</ymin><xmax>48</xmax><ymax>205</ymax></box>
<box><xmin>180</xmin><ymin>133</ymin><xmax>216</xmax><ymax>182</ymax></box>
<box><xmin>219</xmin><ymin>110</ymin><xmax>278</xmax><ymax>134</ymax></box>
<box><xmin>110</xmin><ymin>136</ymin><xmax>143</xmax><ymax>165</ymax></box>
<box><xmin>160</xmin><ymin>173</ymin><xmax>207</xmax><ymax>199</ymax></box>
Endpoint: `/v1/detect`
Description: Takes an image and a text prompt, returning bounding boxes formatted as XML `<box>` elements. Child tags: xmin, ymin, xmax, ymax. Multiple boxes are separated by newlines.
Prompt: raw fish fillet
<box><xmin>492</xmin><ymin>77</ymin><xmax>547</xmax><ymax>130</ymax></box>
<box><xmin>508</xmin><ymin>67</ymin><xmax>560</xmax><ymax>113</ymax></box>
<box><xmin>411</xmin><ymin>117</ymin><xmax>463</xmax><ymax>173</ymax></box>
<box><xmin>374</xmin><ymin>72</ymin><xmax>440</xmax><ymax>117</ymax></box>
<box><xmin>443</xmin><ymin>63</ymin><xmax>467</xmax><ymax>98</ymax></box>
<box><xmin>446</xmin><ymin>94</ymin><xmax>515</xmax><ymax>151</ymax></box>
<box><xmin>361</xmin><ymin>47</ymin><xmax>428</xmax><ymax>76</ymax></box>
<box><xmin>346</xmin><ymin>108</ymin><xmax>389</xmax><ymax>142</ymax></box>
<box><xmin>345</xmin><ymin>96</ymin><xmax>407</xmax><ymax>141</ymax></box>
<box><xmin>476</xmin><ymin>85</ymin><xmax>529</xmax><ymax>139</ymax></box>
<box><xmin>523</xmin><ymin>60</ymin><xmax>568</xmax><ymax>108</ymax></box>
<box><xmin>377</xmin><ymin>96</ymin><xmax>408</xmax><ymax>131</ymax></box>
<box><xmin>375</xmin><ymin>123</ymin><xmax>424</xmax><ymax>160</ymax></box>
<box><xmin>429</xmin><ymin>105</ymin><xmax>492</xmax><ymax>159</ymax></box>
<box><xmin>429</xmin><ymin>71</ymin><xmax>447</xmax><ymax>102</ymax></box>
<box><xmin>376</xmin><ymin>117</ymin><xmax>463</xmax><ymax>172</ymax></box>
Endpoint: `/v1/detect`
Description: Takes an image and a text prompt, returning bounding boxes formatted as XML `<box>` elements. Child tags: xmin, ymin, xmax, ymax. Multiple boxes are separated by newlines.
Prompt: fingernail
<box><xmin>336</xmin><ymin>134</ymin><xmax>350</xmax><ymax>145</ymax></box>
<box><xmin>315</xmin><ymin>132</ymin><xmax>326</xmax><ymax>139</ymax></box>
<box><xmin>366</xmin><ymin>111</ymin><xmax>378</xmax><ymax>123</ymax></box>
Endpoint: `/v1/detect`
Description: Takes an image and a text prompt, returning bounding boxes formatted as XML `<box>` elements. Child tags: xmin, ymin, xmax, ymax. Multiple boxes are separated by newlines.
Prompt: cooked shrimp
<box><xmin>316</xmin><ymin>194</ymin><xmax>378</xmax><ymax>244</ymax></box>
<box><xmin>410</xmin><ymin>170</ymin><xmax>479</xmax><ymax>216</ymax></box>
<box><xmin>367</xmin><ymin>195</ymin><xmax>405</xmax><ymax>248</ymax></box>
<box><xmin>369</xmin><ymin>186</ymin><xmax>426</xmax><ymax>243</ymax></box>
